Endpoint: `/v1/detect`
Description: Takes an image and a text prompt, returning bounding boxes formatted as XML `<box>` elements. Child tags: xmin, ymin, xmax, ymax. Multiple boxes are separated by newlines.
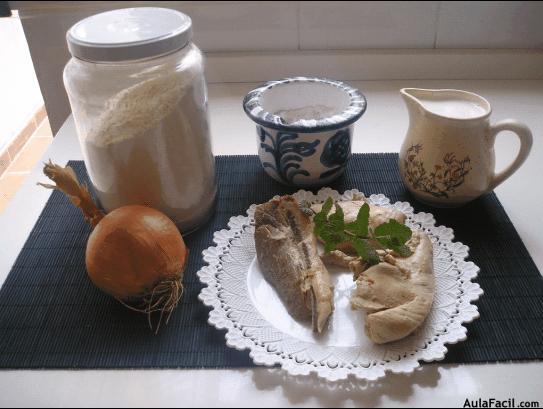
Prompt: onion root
<box><xmin>116</xmin><ymin>279</ymin><xmax>184</xmax><ymax>334</ymax></box>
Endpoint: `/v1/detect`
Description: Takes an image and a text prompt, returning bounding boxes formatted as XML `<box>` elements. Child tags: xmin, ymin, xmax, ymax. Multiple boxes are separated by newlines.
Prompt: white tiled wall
<box><xmin>436</xmin><ymin>1</ymin><xmax>543</xmax><ymax>49</ymax></box>
<box><xmin>0</xmin><ymin>11</ymin><xmax>43</xmax><ymax>151</ymax></box>
<box><xmin>177</xmin><ymin>1</ymin><xmax>299</xmax><ymax>52</ymax></box>
<box><xmin>299</xmin><ymin>1</ymin><xmax>440</xmax><ymax>49</ymax></box>
<box><xmin>13</xmin><ymin>1</ymin><xmax>543</xmax><ymax>53</ymax></box>
<box><xmin>186</xmin><ymin>0</ymin><xmax>543</xmax><ymax>51</ymax></box>
<box><xmin>11</xmin><ymin>0</ymin><xmax>543</xmax><ymax>133</ymax></box>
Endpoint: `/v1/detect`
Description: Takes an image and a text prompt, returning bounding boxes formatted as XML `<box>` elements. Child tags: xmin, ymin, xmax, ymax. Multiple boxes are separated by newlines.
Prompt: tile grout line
<box><xmin>0</xmin><ymin>105</ymin><xmax>47</xmax><ymax>178</ymax></box>
<box><xmin>433</xmin><ymin>1</ymin><xmax>443</xmax><ymax>49</ymax></box>
<box><xmin>8</xmin><ymin>118</ymin><xmax>52</xmax><ymax>167</ymax></box>
<box><xmin>0</xmin><ymin>117</ymin><xmax>53</xmax><ymax>214</ymax></box>
<box><xmin>7</xmin><ymin>129</ymin><xmax>39</xmax><ymax>170</ymax></box>
<box><xmin>296</xmin><ymin>1</ymin><xmax>301</xmax><ymax>51</ymax></box>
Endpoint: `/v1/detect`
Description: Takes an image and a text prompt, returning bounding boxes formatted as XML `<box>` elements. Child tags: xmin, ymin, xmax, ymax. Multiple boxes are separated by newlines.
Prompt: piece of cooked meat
<box><xmin>320</xmin><ymin>250</ymin><xmax>360</xmax><ymax>268</ymax></box>
<box><xmin>320</xmin><ymin>250</ymin><xmax>368</xmax><ymax>282</ymax></box>
<box><xmin>254</xmin><ymin>196</ymin><xmax>334</xmax><ymax>333</ymax></box>
<box><xmin>311</xmin><ymin>199</ymin><xmax>406</xmax><ymax>254</ymax></box>
<box><xmin>350</xmin><ymin>230</ymin><xmax>434</xmax><ymax>344</ymax></box>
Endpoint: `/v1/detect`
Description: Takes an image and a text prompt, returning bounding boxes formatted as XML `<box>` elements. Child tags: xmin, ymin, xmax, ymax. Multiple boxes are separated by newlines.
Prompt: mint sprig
<box><xmin>373</xmin><ymin>219</ymin><xmax>413</xmax><ymax>257</ymax></box>
<box><xmin>312</xmin><ymin>198</ymin><xmax>413</xmax><ymax>265</ymax></box>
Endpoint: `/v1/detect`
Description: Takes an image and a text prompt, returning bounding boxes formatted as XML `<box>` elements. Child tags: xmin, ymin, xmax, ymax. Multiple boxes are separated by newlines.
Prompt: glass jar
<box><xmin>63</xmin><ymin>8</ymin><xmax>216</xmax><ymax>233</ymax></box>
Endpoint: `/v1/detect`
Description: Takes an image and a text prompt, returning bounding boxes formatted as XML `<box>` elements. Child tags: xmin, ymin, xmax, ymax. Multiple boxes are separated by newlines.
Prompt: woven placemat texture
<box><xmin>0</xmin><ymin>154</ymin><xmax>541</xmax><ymax>368</ymax></box>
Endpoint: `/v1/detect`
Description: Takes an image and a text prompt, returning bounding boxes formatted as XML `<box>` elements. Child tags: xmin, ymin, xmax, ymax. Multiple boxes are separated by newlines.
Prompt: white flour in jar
<box><xmin>82</xmin><ymin>63</ymin><xmax>216</xmax><ymax>232</ymax></box>
<box><xmin>275</xmin><ymin>105</ymin><xmax>338</xmax><ymax>124</ymax></box>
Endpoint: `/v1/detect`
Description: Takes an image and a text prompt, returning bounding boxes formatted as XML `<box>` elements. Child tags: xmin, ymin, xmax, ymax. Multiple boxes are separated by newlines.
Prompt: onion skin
<box><xmin>86</xmin><ymin>205</ymin><xmax>188</xmax><ymax>300</ymax></box>
<box><xmin>40</xmin><ymin>162</ymin><xmax>188</xmax><ymax>331</ymax></box>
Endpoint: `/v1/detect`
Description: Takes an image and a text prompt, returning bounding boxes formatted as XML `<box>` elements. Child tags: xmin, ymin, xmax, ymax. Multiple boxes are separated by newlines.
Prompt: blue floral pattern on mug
<box><xmin>319</xmin><ymin>128</ymin><xmax>351</xmax><ymax>179</ymax></box>
<box><xmin>258</xmin><ymin>126</ymin><xmax>320</xmax><ymax>184</ymax></box>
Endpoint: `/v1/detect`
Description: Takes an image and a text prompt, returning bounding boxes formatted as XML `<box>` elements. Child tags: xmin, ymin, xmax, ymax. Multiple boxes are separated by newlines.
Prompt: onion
<box><xmin>39</xmin><ymin>161</ymin><xmax>188</xmax><ymax>332</ymax></box>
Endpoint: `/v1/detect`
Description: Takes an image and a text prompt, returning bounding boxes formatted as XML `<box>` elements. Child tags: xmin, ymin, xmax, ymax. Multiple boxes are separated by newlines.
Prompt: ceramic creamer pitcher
<box><xmin>399</xmin><ymin>88</ymin><xmax>533</xmax><ymax>207</ymax></box>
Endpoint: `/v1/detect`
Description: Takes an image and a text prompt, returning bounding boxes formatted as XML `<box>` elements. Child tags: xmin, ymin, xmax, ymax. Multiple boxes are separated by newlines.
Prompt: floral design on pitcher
<box><xmin>258</xmin><ymin>126</ymin><xmax>320</xmax><ymax>184</ymax></box>
<box><xmin>404</xmin><ymin>143</ymin><xmax>472</xmax><ymax>198</ymax></box>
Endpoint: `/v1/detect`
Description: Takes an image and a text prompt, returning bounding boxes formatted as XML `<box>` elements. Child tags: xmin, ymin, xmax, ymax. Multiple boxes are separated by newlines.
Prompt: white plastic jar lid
<box><xmin>67</xmin><ymin>7</ymin><xmax>192</xmax><ymax>62</ymax></box>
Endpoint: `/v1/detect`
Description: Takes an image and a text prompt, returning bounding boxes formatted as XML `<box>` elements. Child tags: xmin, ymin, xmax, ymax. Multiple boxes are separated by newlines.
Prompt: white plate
<box><xmin>198</xmin><ymin>188</ymin><xmax>483</xmax><ymax>382</ymax></box>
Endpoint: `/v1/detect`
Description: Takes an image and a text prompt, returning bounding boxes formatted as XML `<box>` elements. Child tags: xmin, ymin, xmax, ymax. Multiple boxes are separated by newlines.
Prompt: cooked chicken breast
<box><xmin>254</xmin><ymin>196</ymin><xmax>334</xmax><ymax>333</ymax></box>
<box><xmin>350</xmin><ymin>230</ymin><xmax>434</xmax><ymax>344</ymax></box>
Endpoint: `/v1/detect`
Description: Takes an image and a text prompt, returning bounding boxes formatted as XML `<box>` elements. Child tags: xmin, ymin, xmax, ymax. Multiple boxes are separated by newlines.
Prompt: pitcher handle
<box><xmin>488</xmin><ymin>119</ymin><xmax>533</xmax><ymax>191</ymax></box>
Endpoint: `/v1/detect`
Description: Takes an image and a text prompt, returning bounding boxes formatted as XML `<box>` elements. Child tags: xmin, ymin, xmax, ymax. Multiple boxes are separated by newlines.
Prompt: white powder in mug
<box><xmin>82</xmin><ymin>62</ymin><xmax>216</xmax><ymax>232</ymax></box>
<box><xmin>275</xmin><ymin>105</ymin><xmax>338</xmax><ymax>124</ymax></box>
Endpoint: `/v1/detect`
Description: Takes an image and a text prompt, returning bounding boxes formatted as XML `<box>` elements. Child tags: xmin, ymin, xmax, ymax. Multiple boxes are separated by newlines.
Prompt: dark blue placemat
<box><xmin>0</xmin><ymin>154</ymin><xmax>542</xmax><ymax>368</ymax></box>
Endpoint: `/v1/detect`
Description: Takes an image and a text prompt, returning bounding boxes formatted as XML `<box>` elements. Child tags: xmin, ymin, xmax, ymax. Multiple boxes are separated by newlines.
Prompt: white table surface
<box><xmin>0</xmin><ymin>80</ymin><xmax>542</xmax><ymax>408</ymax></box>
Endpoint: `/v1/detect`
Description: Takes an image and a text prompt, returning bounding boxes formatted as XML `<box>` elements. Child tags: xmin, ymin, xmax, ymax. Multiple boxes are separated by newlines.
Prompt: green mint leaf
<box><xmin>313</xmin><ymin>223</ymin><xmax>324</xmax><ymax>241</ymax></box>
<box><xmin>374</xmin><ymin>219</ymin><xmax>412</xmax><ymax>243</ymax></box>
<box><xmin>395</xmin><ymin>244</ymin><xmax>413</xmax><ymax>257</ymax></box>
<box><xmin>345</xmin><ymin>202</ymin><xmax>369</xmax><ymax>237</ymax></box>
<box><xmin>314</xmin><ymin>197</ymin><xmax>333</xmax><ymax>227</ymax></box>
<box><xmin>319</xmin><ymin>228</ymin><xmax>346</xmax><ymax>253</ymax></box>
<box><xmin>373</xmin><ymin>219</ymin><xmax>412</xmax><ymax>254</ymax></box>
<box><xmin>311</xmin><ymin>197</ymin><xmax>414</xmax><ymax>261</ymax></box>
<box><xmin>322</xmin><ymin>197</ymin><xmax>334</xmax><ymax>213</ymax></box>
<box><xmin>352</xmin><ymin>238</ymin><xmax>380</xmax><ymax>265</ymax></box>
<box><xmin>328</xmin><ymin>203</ymin><xmax>345</xmax><ymax>233</ymax></box>
<box><xmin>324</xmin><ymin>240</ymin><xmax>338</xmax><ymax>253</ymax></box>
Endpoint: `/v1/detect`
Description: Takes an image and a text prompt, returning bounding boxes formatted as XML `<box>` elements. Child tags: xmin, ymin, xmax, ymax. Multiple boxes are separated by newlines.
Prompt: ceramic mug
<box><xmin>243</xmin><ymin>77</ymin><xmax>367</xmax><ymax>187</ymax></box>
<box><xmin>399</xmin><ymin>88</ymin><xmax>533</xmax><ymax>207</ymax></box>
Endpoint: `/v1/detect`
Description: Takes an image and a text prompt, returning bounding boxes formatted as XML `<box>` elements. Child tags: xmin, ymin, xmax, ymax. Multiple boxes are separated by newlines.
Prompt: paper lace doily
<box><xmin>198</xmin><ymin>188</ymin><xmax>482</xmax><ymax>381</ymax></box>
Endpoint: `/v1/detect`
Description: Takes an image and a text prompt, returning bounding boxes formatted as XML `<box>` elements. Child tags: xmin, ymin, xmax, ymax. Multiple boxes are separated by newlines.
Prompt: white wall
<box><xmin>0</xmin><ymin>11</ymin><xmax>43</xmax><ymax>151</ymax></box>
<box><xmin>10</xmin><ymin>1</ymin><xmax>543</xmax><ymax>133</ymax></box>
